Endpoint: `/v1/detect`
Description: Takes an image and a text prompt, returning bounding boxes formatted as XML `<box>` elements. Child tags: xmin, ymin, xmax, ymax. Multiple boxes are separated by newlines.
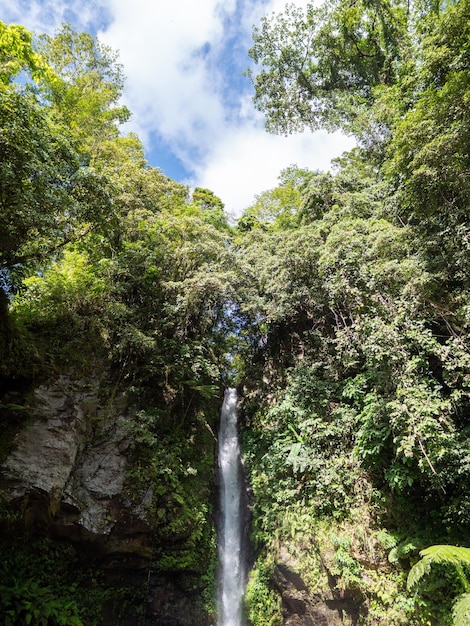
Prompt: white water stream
<box><xmin>218</xmin><ymin>387</ymin><xmax>246</xmax><ymax>626</ymax></box>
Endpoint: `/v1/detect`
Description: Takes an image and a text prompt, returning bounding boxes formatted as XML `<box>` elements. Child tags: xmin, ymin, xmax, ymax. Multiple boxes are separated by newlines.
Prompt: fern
<box><xmin>452</xmin><ymin>593</ymin><xmax>470</xmax><ymax>626</ymax></box>
<box><xmin>408</xmin><ymin>545</ymin><xmax>470</xmax><ymax>626</ymax></box>
<box><xmin>376</xmin><ymin>529</ymin><xmax>398</xmax><ymax>551</ymax></box>
<box><xmin>389</xmin><ymin>539</ymin><xmax>418</xmax><ymax>564</ymax></box>
<box><xmin>407</xmin><ymin>545</ymin><xmax>470</xmax><ymax>590</ymax></box>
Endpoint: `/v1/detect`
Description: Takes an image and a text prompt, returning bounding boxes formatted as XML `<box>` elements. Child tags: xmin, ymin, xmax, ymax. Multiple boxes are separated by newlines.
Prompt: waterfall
<box><xmin>218</xmin><ymin>387</ymin><xmax>246</xmax><ymax>626</ymax></box>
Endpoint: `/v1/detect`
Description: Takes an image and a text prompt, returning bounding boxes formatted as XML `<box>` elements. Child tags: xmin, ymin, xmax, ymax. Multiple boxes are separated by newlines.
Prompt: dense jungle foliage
<box><xmin>0</xmin><ymin>0</ymin><xmax>469</xmax><ymax>623</ymax></box>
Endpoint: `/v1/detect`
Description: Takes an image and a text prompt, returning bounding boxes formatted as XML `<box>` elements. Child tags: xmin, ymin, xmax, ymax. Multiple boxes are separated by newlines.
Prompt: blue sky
<box><xmin>1</xmin><ymin>0</ymin><xmax>354</xmax><ymax>216</ymax></box>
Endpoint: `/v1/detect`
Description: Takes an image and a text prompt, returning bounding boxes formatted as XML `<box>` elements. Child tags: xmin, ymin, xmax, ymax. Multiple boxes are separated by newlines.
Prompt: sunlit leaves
<box><xmin>37</xmin><ymin>23</ymin><xmax>130</xmax><ymax>158</ymax></box>
<box><xmin>248</xmin><ymin>0</ymin><xmax>408</xmax><ymax>135</ymax></box>
<box><xmin>243</xmin><ymin>166</ymin><xmax>309</xmax><ymax>229</ymax></box>
<box><xmin>408</xmin><ymin>544</ymin><xmax>470</xmax><ymax>592</ymax></box>
<box><xmin>0</xmin><ymin>21</ymin><xmax>57</xmax><ymax>85</ymax></box>
<box><xmin>318</xmin><ymin>217</ymin><xmax>426</xmax><ymax>319</ymax></box>
<box><xmin>452</xmin><ymin>593</ymin><xmax>470</xmax><ymax>626</ymax></box>
<box><xmin>0</xmin><ymin>86</ymin><xmax>113</xmax><ymax>280</ymax></box>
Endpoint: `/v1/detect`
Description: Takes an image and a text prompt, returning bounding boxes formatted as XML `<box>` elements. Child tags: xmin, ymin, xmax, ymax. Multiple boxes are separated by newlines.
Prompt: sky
<box><xmin>1</xmin><ymin>0</ymin><xmax>355</xmax><ymax>216</ymax></box>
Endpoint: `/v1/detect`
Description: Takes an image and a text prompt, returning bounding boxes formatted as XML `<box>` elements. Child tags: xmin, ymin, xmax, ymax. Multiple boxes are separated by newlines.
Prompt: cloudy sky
<box><xmin>1</xmin><ymin>0</ymin><xmax>354</xmax><ymax>216</ymax></box>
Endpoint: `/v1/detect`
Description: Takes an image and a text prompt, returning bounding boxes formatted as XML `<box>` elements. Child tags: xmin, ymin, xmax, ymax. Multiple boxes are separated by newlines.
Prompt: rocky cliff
<box><xmin>0</xmin><ymin>373</ymin><xmax>214</xmax><ymax>625</ymax></box>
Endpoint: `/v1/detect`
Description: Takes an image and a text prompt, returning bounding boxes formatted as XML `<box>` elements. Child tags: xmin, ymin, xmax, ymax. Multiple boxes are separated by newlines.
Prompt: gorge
<box><xmin>1</xmin><ymin>2</ymin><xmax>470</xmax><ymax>624</ymax></box>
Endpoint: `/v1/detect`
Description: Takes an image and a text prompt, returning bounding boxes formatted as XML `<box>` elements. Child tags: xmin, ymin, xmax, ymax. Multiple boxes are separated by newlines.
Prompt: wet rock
<box><xmin>1</xmin><ymin>376</ymin><xmax>97</xmax><ymax>516</ymax></box>
<box><xmin>0</xmin><ymin>375</ymin><xmax>151</xmax><ymax>552</ymax></box>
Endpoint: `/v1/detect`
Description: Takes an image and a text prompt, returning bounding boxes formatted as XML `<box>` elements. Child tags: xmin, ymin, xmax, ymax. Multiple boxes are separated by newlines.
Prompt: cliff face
<box><xmin>2</xmin><ymin>375</ymin><xmax>150</xmax><ymax>550</ymax></box>
<box><xmin>274</xmin><ymin>557</ymin><xmax>360</xmax><ymax>626</ymax></box>
<box><xmin>0</xmin><ymin>373</ymin><xmax>213</xmax><ymax>625</ymax></box>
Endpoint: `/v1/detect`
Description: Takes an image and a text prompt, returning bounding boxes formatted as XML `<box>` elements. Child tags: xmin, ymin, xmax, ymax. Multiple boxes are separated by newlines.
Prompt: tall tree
<box><xmin>0</xmin><ymin>23</ymin><xmax>115</xmax><ymax>297</ymax></box>
<box><xmin>37</xmin><ymin>23</ymin><xmax>130</xmax><ymax>160</ymax></box>
<box><xmin>384</xmin><ymin>0</ymin><xmax>470</xmax><ymax>287</ymax></box>
<box><xmin>248</xmin><ymin>0</ymin><xmax>408</xmax><ymax>136</ymax></box>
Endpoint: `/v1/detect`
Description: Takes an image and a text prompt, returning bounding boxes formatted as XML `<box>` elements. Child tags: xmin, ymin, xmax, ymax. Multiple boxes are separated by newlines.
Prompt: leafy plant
<box><xmin>0</xmin><ymin>579</ymin><xmax>83</xmax><ymax>626</ymax></box>
<box><xmin>244</xmin><ymin>558</ymin><xmax>282</xmax><ymax>626</ymax></box>
<box><xmin>408</xmin><ymin>545</ymin><xmax>470</xmax><ymax>626</ymax></box>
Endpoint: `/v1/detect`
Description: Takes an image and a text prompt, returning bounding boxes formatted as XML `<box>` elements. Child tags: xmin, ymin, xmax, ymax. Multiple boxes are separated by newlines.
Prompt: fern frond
<box><xmin>407</xmin><ymin>554</ymin><xmax>432</xmax><ymax>588</ymax></box>
<box><xmin>421</xmin><ymin>545</ymin><xmax>470</xmax><ymax>566</ymax></box>
<box><xmin>452</xmin><ymin>592</ymin><xmax>470</xmax><ymax>626</ymax></box>
<box><xmin>376</xmin><ymin>529</ymin><xmax>398</xmax><ymax>551</ymax></box>
<box><xmin>407</xmin><ymin>545</ymin><xmax>470</xmax><ymax>590</ymax></box>
<box><xmin>389</xmin><ymin>539</ymin><xmax>417</xmax><ymax>564</ymax></box>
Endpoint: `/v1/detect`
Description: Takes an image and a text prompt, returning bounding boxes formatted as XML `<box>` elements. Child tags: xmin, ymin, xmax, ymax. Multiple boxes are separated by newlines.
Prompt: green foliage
<box><xmin>0</xmin><ymin>580</ymin><xmax>83</xmax><ymax>626</ymax></box>
<box><xmin>0</xmin><ymin>85</ymin><xmax>112</xmax><ymax>282</ymax></box>
<box><xmin>245</xmin><ymin>558</ymin><xmax>282</xmax><ymax>626</ymax></box>
<box><xmin>99</xmin><ymin>209</ymin><xmax>242</xmax><ymax>398</ymax></box>
<box><xmin>452</xmin><ymin>593</ymin><xmax>470</xmax><ymax>626</ymax></box>
<box><xmin>125</xmin><ymin>406</ymin><xmax>217</xmax><ymax>573</ymax></box>
<box><xmin>0</xmin><ymin>535</ymin><xmax>120</xmax><ymax>626</ymax></box>
<box><xmin>1</xmin><ymin>4</ymin><xmax>470</xmax><ymax>624</ymax></box>
<box><xmin>383</xmin><ymin>0</ymin><xmax>470</xmax><ymax>287</ymax></box>
<box><xmin>14</xmin><ymin>249</ymin><xmax>105</xmax><ymax>322</ymax></box>
<box><xmin>248</xmin><ymin>0</ymin><xmax>408</xmax><ymax>135</ymax></box>
<box><xmin>331</xmin><ymin>535</ymin><xmax>361</xmax><ymax>586</ymax></box>
<box><xmin>191</xmin><ymin>187</ymin><xmax>231</xmax><ymax>231</ymax></box>
<box><xmin>408</xmin><ymin>545</ymin><xmax>470</xmax><ymax>625</ymax></box>
<box><xmin>408</xmin><ymin>545</ymin><xmax>470</xmax><ymax>591</ymax></box>
<box><xmin>0</xmin><ymin>21</ymin><xmax>57</xmax><ymax>85</ymax></box>
<box><xmin>240</xmin><ymin>3</ymin><xmax>470</xmax><ymax>615</ymax></box>
<box><xmin>10</xmin><ymin>248</ymin><xmax>107</xmax><ymax>372</ymax></box>
<box><xmin>37</xmin><ymin>23</ymin><xmax>130</xmax><ymax>158</ymax></box>
<box><xmin>241</xmin><ymin>166</ymin><xmax>310</xmax><ymax>229</ymax></box>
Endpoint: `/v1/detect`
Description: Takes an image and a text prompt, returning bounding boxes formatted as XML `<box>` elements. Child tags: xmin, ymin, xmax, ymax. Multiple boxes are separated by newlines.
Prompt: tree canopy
<box><xmin>248</xmin><ymin>0</ymin><xmax>408</xmax><ymax>136</ymax></box>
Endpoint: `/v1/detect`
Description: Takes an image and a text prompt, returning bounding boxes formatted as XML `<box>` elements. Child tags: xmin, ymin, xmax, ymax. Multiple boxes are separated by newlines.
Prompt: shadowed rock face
<box><xmin>274</xmin><ymin>553</ymin><xmax>363</xmax><ymax>626</ymax></box>
<box><xmin>0</xmin><ymin>375</ymin><xmax>145</xmax><ymax>543</ymax></box>
<box><xmin>2</xmin><ymin>376</ymin><xmax>93</xmax><ymax>513</ymax></box>
<box><xmin>0</xmin><ymin>374</ymin><xmax>210</xmax><ymax>625</ymax></box>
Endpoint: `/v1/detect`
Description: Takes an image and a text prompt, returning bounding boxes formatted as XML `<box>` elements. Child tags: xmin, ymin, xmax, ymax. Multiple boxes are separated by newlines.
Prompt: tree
<box><xmin>37</xmin><ymin>23</ymin><xmax>130</xmax><ymax>160</ymax></box>
<box><xmin>384</xmin><ymin>0</ymin><xmax>470</xmax><ymax>286</ymax></box>
<box><xmin>0</xmin><ymin>22</ymin><xmax>118</xmax><ymax>302</ymax></box>
<box><xmin>0</xmin><ymin>21</ymin><xmax>56</xmax><ymax>85</ymax></box>
<box><xmin>0</xmin><ymin>89</ymin><xmax>112</xmax><ymax>281</ymax></box>
<box><xmin>248</xmin><ymin>0</ymin><xmax>408</xmax><ymax>136</ymax></box>
<box><xmin>191</xmin><ymin>187</ymin><xmax>230</xmax><ymax>231</ymax></box>
<box><xmin>241</xmin><ymin>166</ymin><xmax>310</xmax><ymax>228</ymax></box>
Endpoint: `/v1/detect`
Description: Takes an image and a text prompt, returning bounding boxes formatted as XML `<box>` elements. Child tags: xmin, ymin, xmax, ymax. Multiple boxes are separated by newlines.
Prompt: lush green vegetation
<box><xmin>0</xmin><ymin>20</ymin><xmax>237</xmax><ymax>623</ymax></box>
<box><xmin>240</xmin><ymin>0</ymin><xmax>470</xmax><ymax>623</ymax></box>
<box><xmin>0</xmin><ymin>0</ymin><xmax>469</xmax><ymax>622</ymax></box>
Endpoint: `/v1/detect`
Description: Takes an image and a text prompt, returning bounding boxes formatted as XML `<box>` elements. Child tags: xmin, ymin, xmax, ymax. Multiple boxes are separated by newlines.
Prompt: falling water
<box><xmin>218</xmin><ymin>387</ymin><xmax>246</xmax><ymax>626</ymax></box>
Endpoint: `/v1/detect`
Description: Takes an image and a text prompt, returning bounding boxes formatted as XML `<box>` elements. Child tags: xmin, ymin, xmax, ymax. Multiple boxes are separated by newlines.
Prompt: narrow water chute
<box><xmin>218</xmin><ymin>387</ymin><xmax>246</xmax><ymax>626</ymax></box>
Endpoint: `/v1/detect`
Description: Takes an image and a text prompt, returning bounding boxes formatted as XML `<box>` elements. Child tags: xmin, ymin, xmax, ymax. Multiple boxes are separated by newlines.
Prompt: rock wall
<box><xmin>0</xmin><ymin>373</ymin><xmax>211</xmax><ymax>625</ymax></box>
<box><xmin>1</xmin><ymin>376</ymin><xmax>140</xmax><ymax>540</ymax></box>
<box><xmin>274</xmin><ymin>560</ymin><xmax>361</xmax><ymax>626</ymax></box>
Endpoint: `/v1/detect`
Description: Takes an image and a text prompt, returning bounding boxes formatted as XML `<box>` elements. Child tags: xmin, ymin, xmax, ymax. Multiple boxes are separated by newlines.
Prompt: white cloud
<box><xmin>97</xmin><ymin>0</ymin><xmax>355</xmax><ymax>214</ymax></box>
<box><xmin>194</xmin><ymin>126</ymin><xmax>354</xmax><ymax>216</ymax></box>
<box><xmin>98</xmin><ymin>0</ymin><xmax>228</xmax><ymax>148</ymax></box>
<box><xmin>0</xmin><ymin>0</ymin><xmax>104</xmax><ymax>34</ymax></box>
<box><xmin>1</xmin><ymin>0</ymin><xmax>356</xmax><ymax>215</ymax></box>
